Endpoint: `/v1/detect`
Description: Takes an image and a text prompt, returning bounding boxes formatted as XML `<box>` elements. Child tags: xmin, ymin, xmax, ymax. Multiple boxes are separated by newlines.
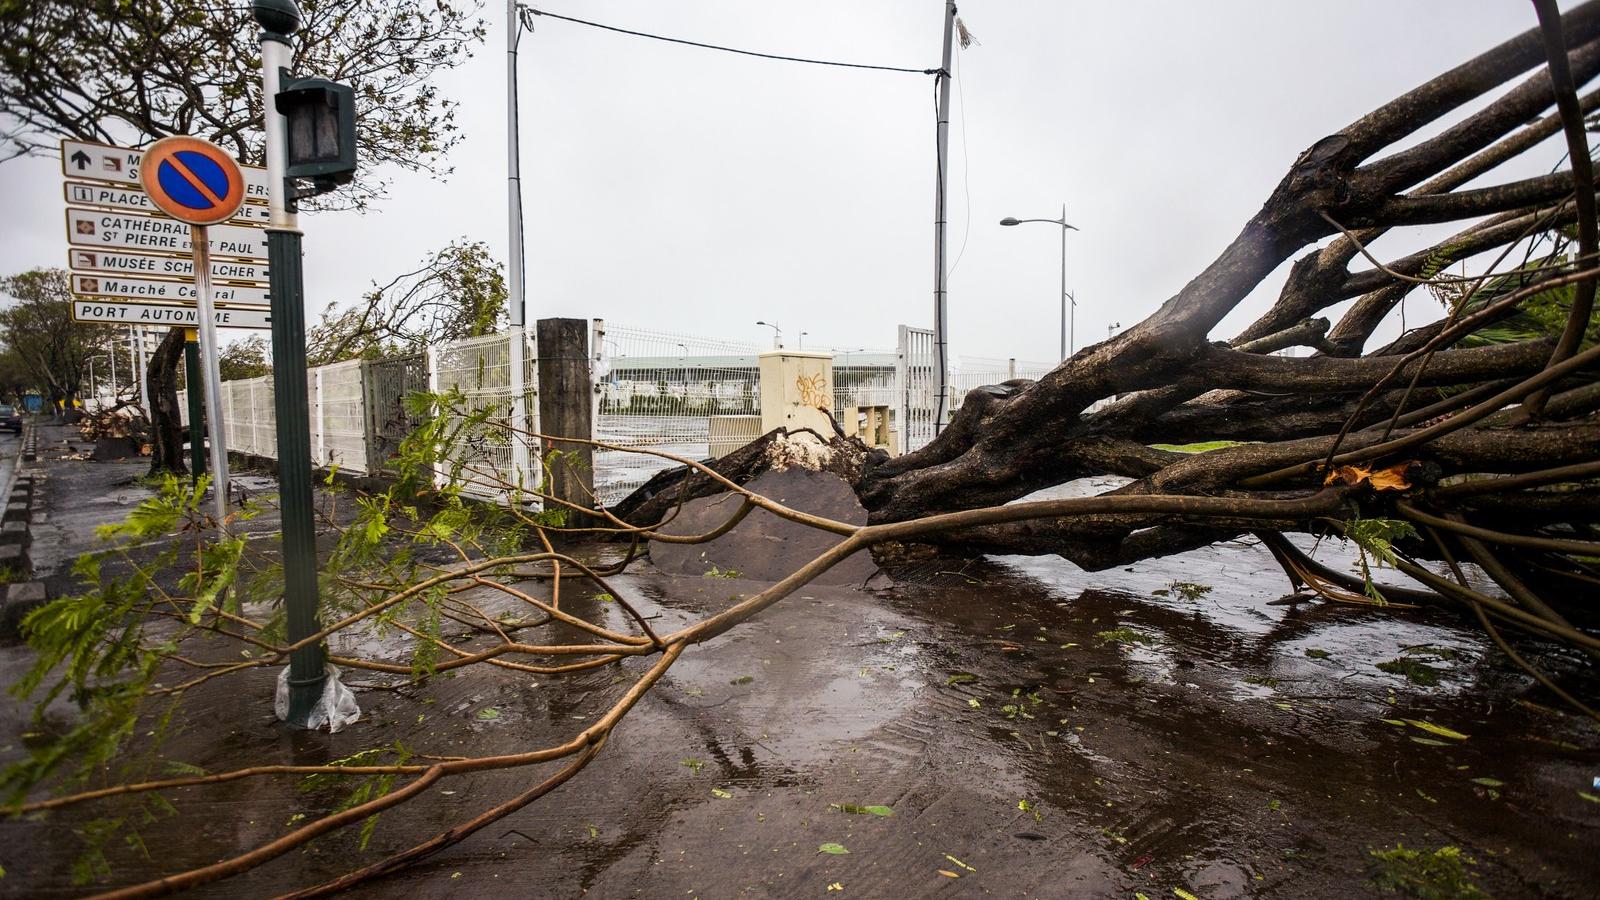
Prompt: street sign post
<box><xmin>69</xmin><ymin>248</ymin><xmax>269</xmax><ymax>284</ymax></box>
<box><xmin>138</xmin><ymin>136</ymin><xmax>250</xmax><ymax>523</ymax></box>
<box><xmin>72</xmin><ymin>298</ymin><xmax>271</xmax><ymax>330</ymax></box>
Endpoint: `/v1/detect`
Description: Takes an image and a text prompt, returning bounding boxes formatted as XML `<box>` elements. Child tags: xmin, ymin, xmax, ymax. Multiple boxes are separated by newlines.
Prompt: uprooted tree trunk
<box><xmin>621</xmin><ymin>2</ymin><xmax>1600</xmax><ymax>650</ymax></box>
<box><xmin>146</xmin><ymin>326</ymin><xmax>186</xmax><ymax>477</ymax></box>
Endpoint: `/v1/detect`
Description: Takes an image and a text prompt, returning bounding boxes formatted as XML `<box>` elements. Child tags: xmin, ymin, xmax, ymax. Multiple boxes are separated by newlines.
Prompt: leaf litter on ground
<box><xmin>830</xmin><ymin>803</ymin><xmax>893</xmax><ymax>816</ymax></box>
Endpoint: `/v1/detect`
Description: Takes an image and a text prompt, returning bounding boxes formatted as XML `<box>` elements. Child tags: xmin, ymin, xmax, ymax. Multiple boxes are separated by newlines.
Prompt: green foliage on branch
<box><xmin>0</xmin><ymin>0</ymin><xmax>486</xmax><ymax>210</ymax></box>
<box><xmin>0</xmin><ymin>389</ymin><xmax>555</xmax><ymax>882</ymax></box>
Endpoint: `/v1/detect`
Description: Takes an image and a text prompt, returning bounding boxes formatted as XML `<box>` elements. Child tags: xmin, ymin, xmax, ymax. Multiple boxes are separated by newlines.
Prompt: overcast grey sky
<box><xmin>0</xmin><ymin>1</ymin><xmax>1565</xmax><ymax>364</ymax></box>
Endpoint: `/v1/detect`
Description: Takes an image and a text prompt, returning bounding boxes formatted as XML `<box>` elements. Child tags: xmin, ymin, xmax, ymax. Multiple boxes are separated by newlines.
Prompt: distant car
<box><xmin>0</xmin><ymin>405</ymin><xmax>20</xmax><ymax>432</ymax></box>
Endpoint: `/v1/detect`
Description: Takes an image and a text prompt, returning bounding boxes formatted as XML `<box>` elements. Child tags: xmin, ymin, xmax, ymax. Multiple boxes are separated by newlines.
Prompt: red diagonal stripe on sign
<box><xmin>164</xmin><ymin>153</ymin><xmax>227</xmax><ymax>208</ymax></box>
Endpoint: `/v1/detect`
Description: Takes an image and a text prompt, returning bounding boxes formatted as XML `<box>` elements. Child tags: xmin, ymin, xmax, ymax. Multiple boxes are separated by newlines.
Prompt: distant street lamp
<box><xmin>1108</xmin><ymin>321</ymin><xmax>1122</xmax><ymax>340</ymax></box>
<box><xmin>86</xmin><ymin>354</ymin><xmax>109</xmax><ymax>411</ymax></box>
<box><xmin>1000</xmin><ymin>204</ymin><xmax>1080</xmax><ymax>361</ymax></box>
<box><xmin>799</xmin><ymin>331</ymin><xmax>809</xmax><ymax>349</ymax></box>
<box><xmin>676</xmin><ymin>342</ymin><xmax>689</xmax><ymax>398</ymax></box>
<box><xmin>755</xmin><ymin>320</ymin><xmax>782</xmax><ymax>349</ymax></box>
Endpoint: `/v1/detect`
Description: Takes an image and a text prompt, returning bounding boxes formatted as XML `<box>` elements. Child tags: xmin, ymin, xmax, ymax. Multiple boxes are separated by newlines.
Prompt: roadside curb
<box><xmin>0</xmin><ymin>422</ymin><xmax>47</xmax><ymax>639</ymax></box>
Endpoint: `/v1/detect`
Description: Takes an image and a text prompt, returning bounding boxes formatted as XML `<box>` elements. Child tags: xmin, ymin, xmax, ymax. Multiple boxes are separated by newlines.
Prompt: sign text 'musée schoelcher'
<box><xmin>68</xmin><ymin>248</ymin><xmax>269</xmax><ymax>284</ymax></box>
<box><xmin>65</xmin><ymin>208</ymin><xmax>267</xmax><ymax>260</ymax></box>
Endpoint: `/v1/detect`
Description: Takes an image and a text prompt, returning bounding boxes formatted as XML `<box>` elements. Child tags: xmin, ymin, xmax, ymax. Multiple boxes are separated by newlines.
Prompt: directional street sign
<box><xmin>66</xmin><ymin>208</ymin><xmax>268</xmax><ymax>260</ymax></box>
<box><xmin>61</xmin><ymin>138</ymin><xmax>269</xmax><ymax>202</ymax></box>
<box><xmin>73</xmin><ymin>298</ymin><xmax>271</xmax><ymax>330</ymax></box>
<box><xmin>68</xmin><ymin>249</ymin><xmax>269</xmax><ymax>285</ymax></box>
<box><xmin>65</xmin><ymin>181</ymin><xmax>270</xmax><ymax>224</ymax></box>
<box><xmin>72</xmin><ymin>273</ymin><xmax>269</xmax><ymax>306</ymax></box>
<box><xmin>138</xmin><ymin>137</ymin><xmax>247</xmax><ymax>227</ymax></box>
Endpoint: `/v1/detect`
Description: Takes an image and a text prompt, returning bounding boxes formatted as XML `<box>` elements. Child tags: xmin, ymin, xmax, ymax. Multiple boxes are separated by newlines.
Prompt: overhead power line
<box><xmin>524</xmin><ymin>6</ymin><xmax>939</xmax><ymax>75</ymax></box>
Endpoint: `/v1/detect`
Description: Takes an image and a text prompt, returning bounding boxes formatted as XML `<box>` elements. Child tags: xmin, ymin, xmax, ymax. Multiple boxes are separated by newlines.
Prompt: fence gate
<box><xmin>896</xmin><ymin>324</ymin><xmax>937</xmax><ymax>455</ymax></box>
<box><xmin>363</xmin><ymin>353</ymin><xmax>429</xmax><ymax>474</ymax></box>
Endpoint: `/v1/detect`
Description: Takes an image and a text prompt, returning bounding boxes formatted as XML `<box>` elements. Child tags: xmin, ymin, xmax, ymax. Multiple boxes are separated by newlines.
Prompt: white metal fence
<box><xmin>202</xmin><ymin>320</ymin><xmax>1046</xmax><ymax>508</ymax></box>
<box><xmin>896</xmin><ymin>325</ymin><xmax>938</xmax><ymax>455</ymax></box>
<box><xmin>426</xmin><ymin>329</ymin><xmax>537</xmax><ymax>501</ymax></box>
<box><xmin>220</xmin><ymin>375</ymin><xmax>274</xmax><ymax>461</ymax></box>
<box><xmin>950</xmin><ymin>357</ymin><xmax>1055</xmax><ymax>411</ymax></box>
<box><xmin>594</xmin><ymin>322</ymin><xmax>761</xmax><ymax>506</ymax></box>
<box><xmin>316</xmin><ymin>360</ymin><xmax>369</xmax><ymax>473</ymax></box>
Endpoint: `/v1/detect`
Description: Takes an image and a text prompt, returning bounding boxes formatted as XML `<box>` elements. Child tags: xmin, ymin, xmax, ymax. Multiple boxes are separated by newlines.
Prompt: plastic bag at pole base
<box><xmin>274</xmin><ymin>664</ymin><xmax>361</xmax><ymax>732</ymax></box>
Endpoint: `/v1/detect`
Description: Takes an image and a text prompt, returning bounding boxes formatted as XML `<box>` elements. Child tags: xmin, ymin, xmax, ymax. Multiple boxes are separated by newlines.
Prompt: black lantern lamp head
<box><xmin>275</xmin><ymin>76</ymin><xmax>357</xmax><ymax>198</ymax></box>
<box><xmin>251</xmin><ymin>0</ymin><xmax>302</xmax><ymax>36</ymax></box>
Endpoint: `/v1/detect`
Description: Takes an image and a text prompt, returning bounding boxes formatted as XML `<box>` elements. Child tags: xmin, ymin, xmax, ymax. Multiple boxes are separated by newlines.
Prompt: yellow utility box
<box><xmin>758</xmin><ymin>350</ymin><xmax>835</xmax><ymax>436</ymax></box>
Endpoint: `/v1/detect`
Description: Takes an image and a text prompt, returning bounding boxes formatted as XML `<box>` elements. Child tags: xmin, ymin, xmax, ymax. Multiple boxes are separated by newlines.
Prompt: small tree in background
<box><xmin>0</xmin><ymin>268</ymin><xmax>114</xmax><ymax>414</ymax></box>
<box><xmin>217</xmin><ymin>334</ymin><xmax>272</xmax><ymax>381</ymax></box>
<box><xmin>306</xmin><ymin>240</ymin><xmax>507</xmax><ymax>365</ymax></box>
<box><xmin>0</xmin><ymin>0</ymin><xmax>489</xmax><ymax>461</ymax></box>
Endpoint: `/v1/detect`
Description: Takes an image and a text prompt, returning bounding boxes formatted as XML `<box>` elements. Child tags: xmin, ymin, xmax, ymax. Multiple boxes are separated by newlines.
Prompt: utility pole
<box><xmin>506</xmin><ymin>0</ymin><xmax>531</xmax><ymax>494</ymax></box>
<box><xmin>254</xmin><ymin>0</ymin><xmax>325</xmax><ymax>726</ymax></box>
<box><xmin>932</xmin><ymin>0</ymin><xmax>956</xmax><ymax>433</ymax></box>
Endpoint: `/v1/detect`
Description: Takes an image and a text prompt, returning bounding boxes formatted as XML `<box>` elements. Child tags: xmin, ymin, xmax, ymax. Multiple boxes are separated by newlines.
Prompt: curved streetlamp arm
<box><xmin>1000</xmin><ymin>217</ymin><xmax>1080</xmax><ymax>229</ymax></box>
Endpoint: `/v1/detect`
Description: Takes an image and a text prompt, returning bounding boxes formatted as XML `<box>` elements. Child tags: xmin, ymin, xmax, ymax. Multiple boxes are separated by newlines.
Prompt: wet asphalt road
<box><xmin>0</xmin><ymin>426</ymin><xmax>1596</xmax><ymax>898</ymax></box>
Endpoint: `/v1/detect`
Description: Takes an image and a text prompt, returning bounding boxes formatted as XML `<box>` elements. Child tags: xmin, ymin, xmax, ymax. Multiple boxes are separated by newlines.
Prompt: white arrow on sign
<box><xmin>61</xmin><ymin>139</ymin><xmax>269</xmax><ymax>202</ymax></box>
<box><xmin>68</xmin><ymin>249</ymin><xmax>269</xmax><ymax>285</ymax></box>
<box><xmin>73</xmin><ymin>299</ymin><xmax>271</xmax><ymax>330</ymax></box>
<box><xmin>65</xmin><ymin>181</ymin><xmax>271</xmax><ymax>225</ymax></box>
<box><xmin>73</xmin><ymin>273</ymin><xmax>269</xmax><ymax>306</ymax></box>
<box><xmin>66</xmin><ymin>208</ymin><xmax>268</xmax><ymax>261</ymax></box>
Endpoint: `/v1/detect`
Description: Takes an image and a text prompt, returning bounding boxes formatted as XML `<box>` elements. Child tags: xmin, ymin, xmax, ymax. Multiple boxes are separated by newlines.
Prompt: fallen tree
<box><xmin>622</xmin><ymin>1</ymin><xmax>1600</xmax><ymax>643</ymax></box>
<box><xmin>3</xmin><ymin>4</ymin><xmax>1599</xmax><ymax>896</ymax></box>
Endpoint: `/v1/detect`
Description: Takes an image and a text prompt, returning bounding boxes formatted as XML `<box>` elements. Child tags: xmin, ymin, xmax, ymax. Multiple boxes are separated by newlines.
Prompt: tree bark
<box><xmin>146</xmin><ymin>326</ymin><xmax>186</xmax><ymax>477</ymax></box>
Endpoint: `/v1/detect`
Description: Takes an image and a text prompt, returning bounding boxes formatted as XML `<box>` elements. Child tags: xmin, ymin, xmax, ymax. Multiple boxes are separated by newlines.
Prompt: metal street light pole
<box><xmin>1000</xmin><ymin>206</ymin><xmax>1079</xmax><ymax>361</ymax></box>
<box><xmin>254</xmin><ymin>0</ymin><xmax>326</xmax><ymax>727</ymax></box>
<box><xmin>755</xmin><ymin>320</ymin><xmax>781</xmax><ymax>349</ymax></box>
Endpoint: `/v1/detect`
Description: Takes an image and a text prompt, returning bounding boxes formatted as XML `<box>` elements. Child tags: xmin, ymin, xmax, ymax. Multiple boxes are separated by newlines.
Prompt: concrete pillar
<box><xmin>536</xmin><ymin>318</ymin><xmax>595</xmax><ymax>516</ymax></box>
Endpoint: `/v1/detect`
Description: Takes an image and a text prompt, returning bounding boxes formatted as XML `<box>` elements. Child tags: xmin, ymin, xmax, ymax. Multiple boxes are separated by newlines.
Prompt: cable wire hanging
<box><xmin>524</xmin><ymin>6</ymin><xmax>939</xmax><ymax>75</ymax></box>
